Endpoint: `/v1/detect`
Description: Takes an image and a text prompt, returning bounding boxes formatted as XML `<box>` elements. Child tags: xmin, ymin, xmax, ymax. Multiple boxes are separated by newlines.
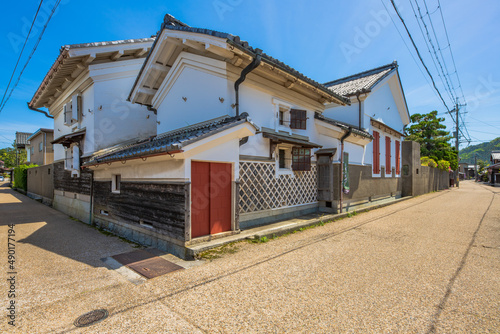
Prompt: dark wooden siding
<box><xmin>53</xmin><ymin>161</ymin><xmax>92</xmax><ymax>195</ymax></box>
<box><xmin>93</xmin><ymin>181</ymin><xmax>187</xmax><ymax>241</ymax></box>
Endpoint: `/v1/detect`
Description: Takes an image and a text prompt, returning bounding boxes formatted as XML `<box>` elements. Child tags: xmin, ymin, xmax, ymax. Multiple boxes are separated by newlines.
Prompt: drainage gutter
<box><xmin>234</xmin><ymin>49</ymin><xmax>262</xmax><ymax>116</ymax></box>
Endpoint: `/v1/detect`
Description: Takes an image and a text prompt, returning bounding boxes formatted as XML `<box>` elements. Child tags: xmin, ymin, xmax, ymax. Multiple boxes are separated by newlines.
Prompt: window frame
<box><xmin>289</xmin><ymin>109</ymin><xmax>307</xmax><ymax>130</ymax></box>
<box><xmin>372</xmin><ymin>131</ymin><xmax>380</xmax><ymax>174</ymax></box>
<box><xmin>395</xmin><ymin>140</ymin><xmax>401</xmax><ymax>175</ymax></box>
<box><xmin>385</xmin><ymin>136</ymin><xmax>392</xmax><ymax>175</ymax></box>
<box><xmin>111</xmin><ymin>174</ymin><xmax>121</xmax><ymax>194</ymax></box>
<box><xmin>292</xmin><ymin>147</ymin><xmax>312</xmax><ymax>171</ymax></box>
<box><xmin>275</xmin><ymin>145</ymin><xmax>293</xmax><ymax>176</ymax></box>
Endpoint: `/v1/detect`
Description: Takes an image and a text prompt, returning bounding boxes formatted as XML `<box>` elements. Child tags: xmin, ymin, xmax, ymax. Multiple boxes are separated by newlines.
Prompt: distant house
<box><xmin>320</xmin><ymin>62</ymin><xmax>410</xmax><ymax>207</ymax></box>
<box><xmin>488</xmin><ymin>150</ymin><xmax>500</xmax><ymax>185</ymax></box>
<box><xmin>491</xmin><ymin>150</ymin><xmax>500</xmax><ymax>165</ymax></box>
<box><xmin>26</xmin><ymin>128</ymin><xmax>54</xmax><ymax>166</ymax></box>
<box><xmin>15</xmin><ymin>131</ymin><xmax>32</xmax><ymax>165</ymax></box>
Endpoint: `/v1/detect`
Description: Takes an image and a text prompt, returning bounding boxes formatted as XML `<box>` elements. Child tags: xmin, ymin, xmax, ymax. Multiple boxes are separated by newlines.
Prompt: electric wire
<box><xmin>380</xmin><ymin>0</ymin><xmax>443</xmax><ymax>105</ymax></box>
<box><xmin>389</xmin><ymin>0</ymin><xmax>452</xmax><ymax>114</ymax></box>
<box><xmin>0</xmin><ymin>0</ymin><xmax>62</xmax><ymax>113</ymax></box>
<box><xmin>0</xmin><ymin>0</ymin><xmax>44</xmax><ymax>109</ymax></box>
<box><xmin>409</xmin><ymin>0</ymin><xmax>455</xmax><ymax>104</ymax></box>
<box><xmin>437</xmin><ymin>0</ymin><xmax>466</xmax><ymax>105</ymax></box>
<box><xmin>422</xmin><ymin>0</ymin><xmax>458</xmax><ymax>100</ymax></box>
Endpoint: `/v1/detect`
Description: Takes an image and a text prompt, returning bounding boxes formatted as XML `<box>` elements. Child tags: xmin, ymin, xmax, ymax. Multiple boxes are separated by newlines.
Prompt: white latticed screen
<box><xmin>239</xmin><ymin>161</ymin><xmax>317</xmax><ymax>213</ymax></box>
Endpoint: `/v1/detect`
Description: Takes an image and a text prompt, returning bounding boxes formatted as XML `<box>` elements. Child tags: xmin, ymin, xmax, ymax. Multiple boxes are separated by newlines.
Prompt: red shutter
<box><xmin>386</xmin><ymin>136</ymin><xmax>391</xmax><ymax>174</ymax></box>
<box><xmin>373</xmin><ymin>131</ymin><xmax>380</xmax><ymax>174</ymax></box>
<box><xmin>395</xmin><ymin>140</ymin><xmax>401</xmax><ymax>175</ymax></box>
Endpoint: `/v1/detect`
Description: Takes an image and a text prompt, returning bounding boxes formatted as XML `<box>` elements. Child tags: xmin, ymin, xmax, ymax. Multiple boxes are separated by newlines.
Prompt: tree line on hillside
<box><xmin>459</xmin><ymin>137</ymin><xmax>500</xmax><ymax>165</ymax></box>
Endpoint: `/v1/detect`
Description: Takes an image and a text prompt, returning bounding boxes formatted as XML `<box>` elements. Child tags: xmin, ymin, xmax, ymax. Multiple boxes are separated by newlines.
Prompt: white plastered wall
<box><xmin>91</xmin><ymin>59</ymin><xmax>157</xmax><ymax>152</ymax></box>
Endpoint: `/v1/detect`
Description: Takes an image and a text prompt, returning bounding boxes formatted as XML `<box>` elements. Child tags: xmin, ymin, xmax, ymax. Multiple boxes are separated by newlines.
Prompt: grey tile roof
<box><xmin>314</xmin><ymin>113</ymin><xmax>372</xmax><ymax>139</ymax></box>
<box><xmin>15</xmin><ymin>132</ymin><xmax>33</xmax><ymax>147</ymax></box>
<box><xmin>260</xmin><ymin>127</ymin><xmax>322</xmax><ymax>148</ymax></box>
<box><xmin>324</xmin><ymin>62</ymin><xmax>397</xmax><ymax>97</ymax></box>
<box><xmin>491</xmin><ymin>151</ymin><xmax>500</xmax><ymax>161</ymax></box>
<box><xmin>62</xmin><ymin>38</ymin><xmax>155</xmax><ymax>50</ymax></box>
<box><xmin>84</xmin><ymin>113</ymin><xmax>255</xmax><ymax>166</ymax></box>
<box><xmin>130</xmin><ymin>14</ymin><xmax>349</xmax><ymax>105</ymax></box>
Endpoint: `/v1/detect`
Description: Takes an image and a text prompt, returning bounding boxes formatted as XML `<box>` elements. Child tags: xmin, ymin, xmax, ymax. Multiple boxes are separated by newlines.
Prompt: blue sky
<box><xmin>1</xmin><ymin>0</ymin><xmax>499</xmax><ymax>150</ymax></box>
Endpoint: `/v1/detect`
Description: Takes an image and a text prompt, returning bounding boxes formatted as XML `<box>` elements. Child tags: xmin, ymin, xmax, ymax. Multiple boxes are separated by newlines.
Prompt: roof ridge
<box><xmin>324</xmin><ymin>61</ymin><xmax>398</xmax><ymax>87</ymax></box>
<box><xmin>62</xmin><ymin>38</ymin><xmax>155</xmax><ymax>50</ymax></box>
<box><xmin>131</xmin><ymin>13</ymin><xmax>349</xmax><ymax>106</ymax></box>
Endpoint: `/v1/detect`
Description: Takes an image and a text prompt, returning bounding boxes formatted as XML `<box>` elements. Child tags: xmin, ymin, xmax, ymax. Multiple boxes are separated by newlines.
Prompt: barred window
<box><xmin>290</xmin><ymin>109</ymin><xmax>307</xmax><ymax>129</ymax></box>
<box><xmin>292</xmin><ymin>147</ymin><xmax>311</xmax><ymax>171</ymax></box>
<box><xmin>278</xmin><ymin>149</ymin><xmax>286</xmax><ymax>169</ymax></box>
<box><xmin>279</xmin><ymin>110</ymin><xmax>285</xmax><ymax>125</ymax></box>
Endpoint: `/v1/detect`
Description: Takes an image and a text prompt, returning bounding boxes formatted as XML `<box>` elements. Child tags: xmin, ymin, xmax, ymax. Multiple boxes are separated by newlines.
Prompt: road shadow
<box><xmin>0</xmin><ymin>185</ymin><xmax>138</xmax><ymax>268</ymax></box>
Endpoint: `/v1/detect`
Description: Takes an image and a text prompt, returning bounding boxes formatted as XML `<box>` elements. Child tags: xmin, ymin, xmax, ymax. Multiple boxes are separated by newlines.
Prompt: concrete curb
<box><xmin>187</xmin><ymin>195</ymin><xmax>417</xmax><ymax>257</ymax></box>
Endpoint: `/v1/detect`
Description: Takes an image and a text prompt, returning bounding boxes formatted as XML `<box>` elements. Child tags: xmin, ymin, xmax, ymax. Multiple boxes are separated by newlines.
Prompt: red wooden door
<box><xmin>191</xmin><ymin>162</ymin><xmax>211</xmax><ymax>238</ymax></box>
<box><xmin>209</xmin><ymin>163</ymin><xmax>232</xmax><ymax>234</ymax></box>
<box><xmin>191</xmin><ymin>162</ymin><xmax>232</xmax><ymax>238</ymax></box>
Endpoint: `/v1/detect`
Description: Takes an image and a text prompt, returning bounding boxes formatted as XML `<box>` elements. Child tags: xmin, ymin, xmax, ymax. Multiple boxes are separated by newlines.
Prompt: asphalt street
<box><xmin>0</xmin><ymin>180</ymin><xmax>498</xmax><ymax>333</ymax></box>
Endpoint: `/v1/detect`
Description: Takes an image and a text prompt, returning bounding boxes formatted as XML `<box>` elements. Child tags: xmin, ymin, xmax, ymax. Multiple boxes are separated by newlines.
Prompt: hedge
<box><xmin>13</xmin><ymin>164</ymin><xmax>38</xmax><ymax>191</ymax></box>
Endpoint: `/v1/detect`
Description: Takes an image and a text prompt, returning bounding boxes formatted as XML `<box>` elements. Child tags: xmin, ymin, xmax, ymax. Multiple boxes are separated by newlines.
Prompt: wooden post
<box><xmin>184</xmin><ymin>181</ymin><xmax>191</xmax><ymax>242</ymax></box>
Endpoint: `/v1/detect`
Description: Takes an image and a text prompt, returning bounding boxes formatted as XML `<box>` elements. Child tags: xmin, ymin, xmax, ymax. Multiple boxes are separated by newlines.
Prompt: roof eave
<box><xmin>227</xmin><ymin>40</ymin><xmax>349</xmax><ymax>106</ymax></box>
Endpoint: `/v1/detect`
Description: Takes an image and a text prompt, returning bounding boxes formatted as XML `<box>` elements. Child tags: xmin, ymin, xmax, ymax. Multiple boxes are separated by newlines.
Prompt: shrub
<box><xmin>437</xmin><ymin>160</ymin><xmax>450</xmax><ymax>171</ymax></box>
<box><xmin>12</xmin><ymin>164</ymin><xmax>38</xmax><ymax>191</ymax></box>
<box><xmin>421</xmin><ymin>156</ymin><xmax>437</xmax><ymax>168</ymax></box>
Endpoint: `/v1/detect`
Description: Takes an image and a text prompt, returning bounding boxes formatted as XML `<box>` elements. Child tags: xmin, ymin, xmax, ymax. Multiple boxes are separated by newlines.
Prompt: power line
<box><xmin>0</xmin><ymin>0</ymin><xmax>44</xmax><ymax>109</ymax></box>
<box><xmin>380</xmin><ymin>0</ymin><xmax>444</xmax><ymax>105</ymax></box>
<box><xmin>0</xmin><ymin>0</ymin><xmax>62</xmax><ymax>113</ymax></box>
<box><xmin>422</xmin><ymin>0</ymin><xmax>459</xmax><ymax>101</ymax></box>
<box><xmin>409</xmin><ymin>0</ymin><xmax>455</xmax><ymax>104</ymax></box>
<box><xmin>389</xmin><ymin>0</ymin><xmax>452</xmax><ymax>113</ymax></box>
<box><xmin>389</xmin><ymin>0</ymin><xmax>470</xmax><ymax>145</ymax></box>
<box><xmin>437</xmin><ymin>0</ymin><xmax>466</xmax><ymax>105</ymax></box>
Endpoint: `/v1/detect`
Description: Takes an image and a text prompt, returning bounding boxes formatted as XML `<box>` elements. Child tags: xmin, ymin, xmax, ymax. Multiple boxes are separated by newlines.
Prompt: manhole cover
<box><xmin>74</xmin><ymin>309</ymin><xmax>109</xmax><ymax>327</ymax></box>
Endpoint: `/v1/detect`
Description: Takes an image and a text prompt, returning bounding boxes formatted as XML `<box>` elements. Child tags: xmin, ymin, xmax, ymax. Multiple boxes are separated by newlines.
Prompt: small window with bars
<box><xmin>278</xmin><ymin>149</ymin><xmax>286</xmax><ymax>169</ymax></box>
<box><xmin>279</xmin><ymin>110</ymin><xmax>285</xmax><ymax>126</ymax></box>
<box><xmin>112</xmin><ymin>174</ymin><xmax>121</xmax><ymax>193</ymax></box>
<box><xmin>290</xmin><ymin>109</ymin><xmax>307</xmax><ymax>129</ymax></box>
<box><xmin>292</xmin><ymin>147</ymin><xmax>311</xmax><ymax>171</ymax></box>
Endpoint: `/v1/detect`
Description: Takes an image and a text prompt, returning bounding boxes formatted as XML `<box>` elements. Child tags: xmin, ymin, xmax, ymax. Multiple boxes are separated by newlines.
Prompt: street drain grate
<box><xmin>112</xmin><ymin>249</ymin><xmax>184</xmax><ymax>279</ymax></box>
<box><xmin>74</xmin><ymin>309</ymin><xmax>109</xmax><ymax>328</ymax></box>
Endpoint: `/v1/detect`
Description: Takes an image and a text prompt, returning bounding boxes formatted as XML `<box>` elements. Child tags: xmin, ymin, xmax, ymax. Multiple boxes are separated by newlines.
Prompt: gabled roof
<box><xmin>83</xmin><ymin>112</ymin><xmax>256</xmax><ymax>166</ymax></box>
<box><xmin>129</xmin><ymin>14</ymin><xmax>349</xmax><ymax>106</ymax></box>
<box><xmin>27</xmin><ymin>128</ymin><xmax>53</xmax><ymax>142</ymax></box>
<box><xmin>29</xmin><ymin>38</ymin><xmax>154</xmax><ymax>109</ymax></box>
<box><xmin>324</xmin><ymin>62</ymin><xmax>398</xmax><ymax>97</ymax></box>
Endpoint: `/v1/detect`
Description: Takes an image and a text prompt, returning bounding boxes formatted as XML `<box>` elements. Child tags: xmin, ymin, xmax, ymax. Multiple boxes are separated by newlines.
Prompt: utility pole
<box><xmin>455</xmin><ymin>100</ymin><xmax>460</xmax><ymax>188</ymax></box>
<box><xmin>474</xmin><ymin>154</ymin><xmax>478</xmax><ymax>182</ymax></box>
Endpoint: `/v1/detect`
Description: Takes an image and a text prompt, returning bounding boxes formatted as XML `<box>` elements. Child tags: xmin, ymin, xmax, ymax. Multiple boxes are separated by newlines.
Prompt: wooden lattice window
<box><xmin>292</xmin><ymin>147</ymin><xmax>311</xmax><ymax>171</ymax></box>
<box><xmin>290</xmin><ymin>109</ymin><xmax>307</xmax><ymax>129</ymax></box>
<box><xmin>373</xmin><ymin>131</ymin><xmax>380</xmax><ymax>174</ymax></box>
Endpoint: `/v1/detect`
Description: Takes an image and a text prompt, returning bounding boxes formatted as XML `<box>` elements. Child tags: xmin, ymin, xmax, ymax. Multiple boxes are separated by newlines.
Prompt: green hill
<box><xmin>460</xmin><ymin>137</ymin><xmax>500</xmax><ymax>164</ymax></box>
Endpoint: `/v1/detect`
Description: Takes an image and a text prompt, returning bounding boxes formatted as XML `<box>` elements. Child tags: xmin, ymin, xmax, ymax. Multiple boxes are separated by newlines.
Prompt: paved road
<box><xmin>1</xmin><ymin>181</ymin><xmax>499</xmax><ymax>333</ymax></box>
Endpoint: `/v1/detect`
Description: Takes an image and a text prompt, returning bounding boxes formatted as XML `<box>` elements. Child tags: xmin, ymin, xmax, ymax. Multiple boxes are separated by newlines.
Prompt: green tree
<box><xmin>405</xmin><ymin>110</ymin><xmax>458</xmax><ymax>170</ymax></box>
<box><xmin>0</xmin><ymin>142</ymin><xmax>27</xmax><ymax>167</ymax></box>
